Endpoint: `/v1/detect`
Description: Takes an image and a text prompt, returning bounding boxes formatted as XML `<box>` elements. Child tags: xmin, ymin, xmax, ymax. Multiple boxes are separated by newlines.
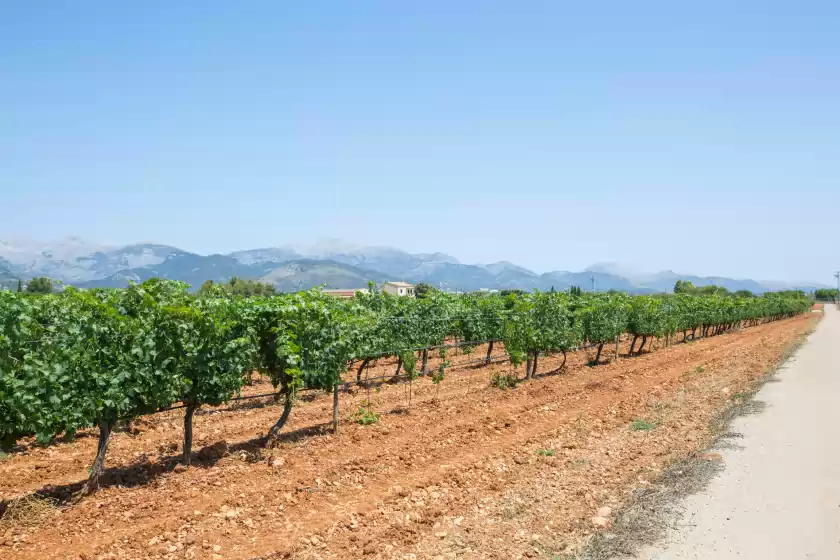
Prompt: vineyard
<box><xmin>0</xmin><ymin>281</ymin><xmax>812</xmax><ymax>500</ymax></box>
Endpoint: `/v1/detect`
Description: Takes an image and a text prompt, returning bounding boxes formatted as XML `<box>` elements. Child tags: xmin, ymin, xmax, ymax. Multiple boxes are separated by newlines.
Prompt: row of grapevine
<box><xmin>0</xmin><ymin>281</ymin><xmax>811</xmax><ymax>496</ymax></box>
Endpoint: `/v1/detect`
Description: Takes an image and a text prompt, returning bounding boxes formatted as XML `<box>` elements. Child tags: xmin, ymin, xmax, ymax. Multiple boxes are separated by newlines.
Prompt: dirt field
<box><xmin>0</xmin><ymin>314</ymin><xmax>817</xmax><ymax>560</ymax></box>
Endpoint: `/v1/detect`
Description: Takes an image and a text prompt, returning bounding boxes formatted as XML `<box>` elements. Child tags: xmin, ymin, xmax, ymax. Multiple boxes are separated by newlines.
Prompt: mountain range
<box><xmin>0</xmin><ymin>237</ymin><xmax>829</xmax><ymax>294</ymax></box>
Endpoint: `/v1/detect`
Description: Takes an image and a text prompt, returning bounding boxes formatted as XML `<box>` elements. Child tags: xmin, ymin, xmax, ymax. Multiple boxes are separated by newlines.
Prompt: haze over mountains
<box><xmin>0</xmin><ymin>237</ymin><xmax>828</xmax><ymax>294</ymax></box>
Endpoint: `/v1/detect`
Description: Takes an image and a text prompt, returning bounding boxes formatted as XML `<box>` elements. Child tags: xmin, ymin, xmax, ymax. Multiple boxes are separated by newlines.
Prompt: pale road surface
<box><xmin>637</xmin><ymin>305</ymin><xmax>840</xmax><ymax>560</ymax></box>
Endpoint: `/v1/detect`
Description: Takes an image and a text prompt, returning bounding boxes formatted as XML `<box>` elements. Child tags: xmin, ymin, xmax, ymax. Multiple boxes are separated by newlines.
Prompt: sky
<box><xmin>1</xmin><ymin>1</ymin><xmax>839</xmax><ymax>283</ymax></box>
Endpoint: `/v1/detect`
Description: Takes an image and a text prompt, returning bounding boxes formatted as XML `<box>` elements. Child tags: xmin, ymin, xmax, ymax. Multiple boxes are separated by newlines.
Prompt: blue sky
<box><xmin>2</xmin><ymin>1</ymin><xmax>838</xmax><ymax>282</ymax></box>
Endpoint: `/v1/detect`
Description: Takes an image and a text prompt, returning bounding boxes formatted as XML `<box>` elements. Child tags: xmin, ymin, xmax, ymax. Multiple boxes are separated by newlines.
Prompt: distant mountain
<box><xmin>538</xmin><ymin>270</ymin><xmax>646</xmax><ymax>293</ymax></box>
<box><xmin>0</xmin><ymin>260</ymin><xmax>19</xmax><ymax>290</ymax></box>
<box><xmin>0</xmin><ymin>237</ymin><xmax>830</xmax><ymax>294</ymax></box>
<box><xmin>0</xmin><ymin>237</ymin><xmax>114</xmax><ymax>282</ymax></box>
<box><xmin>405</xmin><ymin>262</ymin><xmax>504</xmax><ymax>292</ymax></box>
<box><xmin>633</xmin><ymin>270</ymin><xmax>767</xmax><ymax>295</ymax></box>
<box><xmin>584</xmin><ymin>263</ymin><xmax>821</xmax><ymax>294</ymax></box>
<box><xmin>76</xmin><ymin>252</ymin><xmax>278</xmax><ymax>289</ymax></box>
<box><xmin>77</xmin><ymin>244</ymin><xmax>185</xmax><ymax>278</ymax></box>
<box><xmin>259</xmin><ymin>259</ymin><xmax>386</xmax><ymax>292</ymax></box>
<box><xmin>313</xmin><ymin>247</ymin><xmax>460</xmax><ymax>279</ymax></box>
<box><xmin>228</xmin><ymin>247</ymin><xmax>304</xmax><ymax>265</ymax></box>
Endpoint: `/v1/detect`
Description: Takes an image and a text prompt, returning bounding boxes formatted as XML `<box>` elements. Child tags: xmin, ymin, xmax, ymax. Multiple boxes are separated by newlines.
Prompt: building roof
<box><xmin>322</xmin><ymin>288</ymin><xmax>367</xmax><ymax>298</ymax></box>
<box><xmin>322</xmin><ymin>288</ymin><xmax>367</xmax><ymax>294</ymax></box>
<box><xmin>383</xmin><ymin>281</ymin><xmax>414</xmax><ymax>287</ymax></box>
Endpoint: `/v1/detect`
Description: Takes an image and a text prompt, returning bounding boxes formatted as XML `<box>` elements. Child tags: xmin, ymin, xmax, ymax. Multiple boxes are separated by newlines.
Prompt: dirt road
<box><xmin>637</xmin><ymin>305</ymin><xmax>840</xmax><ymax>559</ymax></box>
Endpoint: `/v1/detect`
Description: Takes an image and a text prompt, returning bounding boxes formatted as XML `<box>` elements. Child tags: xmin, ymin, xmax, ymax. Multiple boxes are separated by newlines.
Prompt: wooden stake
<box><xmin>332</xmin><ymin>384</ymin><xmax>339</xmax><ymax>433</ymax></box>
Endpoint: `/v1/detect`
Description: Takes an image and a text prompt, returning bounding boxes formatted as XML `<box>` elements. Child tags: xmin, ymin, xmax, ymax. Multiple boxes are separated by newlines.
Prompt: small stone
<box><xmin>453</xmin><ymin>516</ymin><xmax>464</xmax><ymax>526</ymax></box>
<box><xmin>591</xmin><ymin>516</ymin><xmax>612</xmax><ymax>529</ymax></box>
<box><xmin>174</xmin><ymin>464</ymin><xmax>187</xmax><ymax>473</ymax></box>
<box><xmin>184</xmin><ymin>535</ymin><xmax>196</xmax><ymax>545</ymax></box>
<box><xmin>701</xmin><ymin>452</ymin><xmax>723</xmax><ymax>461</ymax></box>
<box><xmin>434</xmin><ymin>531</ymin><xmax>447</xmax><ymax>538</ymax></box>
<box><xmin>213</xmin><ymin>544</ymin><xmax>222</xmax><ymax>552</ymax></box>
<box><xmin>148</xmin><ymin>537</ymin><xmax>161</xmax><ymax>547</ymax></box>
<box><xmin>168</xmin><ymin>545</ymin><xmax>178</xmax><ymax>553</ymax></box>
<box><xmin>597</xmin><ymin>506</ymin><xmax>612</xmax><ymax>518</ymax></box>
<box><xmin>271</xmin><ymin>457</ymin><xmax>285</xmax><ymax>468</ymax></box>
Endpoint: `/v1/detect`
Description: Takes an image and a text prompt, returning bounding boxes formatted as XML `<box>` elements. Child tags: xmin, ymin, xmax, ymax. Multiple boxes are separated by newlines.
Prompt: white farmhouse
<box><xmin>381</xmin><ymin>281</ymin><xmax>415</xmax><ymax>297</ymax></box>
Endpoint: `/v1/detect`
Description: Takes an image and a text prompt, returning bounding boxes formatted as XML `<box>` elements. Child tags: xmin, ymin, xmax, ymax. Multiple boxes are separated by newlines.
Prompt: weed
<box><xmin>354</xmin><ymin>404</ymin><xmax>380</xmax><ymax>425</ymax></box>
<box><xmin>631</xmin><ymin>419</ymin><xmax>656</xmax><ymax>431</ymax></box>
<box><xmin>491</xmin><ymin>372</ymin><xmax>518</xmax><ymax>389</ymax></box>
<box><xmin>695</xmin><ymin>365</ymin><xmax>705</xmax><ymax>373</ymax></box>
<box><xmin>650</xmin><ymin>401</ymin><xmax>668</xmax><ymax>413</ymax></box>
<box><xmin>537</xmin><ymin>448</ymin><xmax>555</xmax><ymax>457</ymax></box>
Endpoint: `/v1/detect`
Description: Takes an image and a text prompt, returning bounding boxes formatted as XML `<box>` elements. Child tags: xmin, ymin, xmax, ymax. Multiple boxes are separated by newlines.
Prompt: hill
<box><xmin>1</xmin><ymin>237</ymin><xmax>831</xmax><ymax>294</ymax></box>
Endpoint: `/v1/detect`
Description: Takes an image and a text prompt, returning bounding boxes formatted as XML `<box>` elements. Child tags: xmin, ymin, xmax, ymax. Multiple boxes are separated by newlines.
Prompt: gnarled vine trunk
<box><xmin>78</xmin><ymin>421</ymin><xmax>113</xmax><ymax>498</ymax></box>
<box><xmin>637</xmin><ymin>335</ymin><xmax>647</xmax><ymax>355</ymax></box>
<box><xmin>485</xmin><ymin>341</ymin><xmax>494</xmax><ymax>365</ymax></box>
<box><xmin>356</xmin><ymin>358</ymin><xmax>371</xmax><ymax>382</ymax></box>
<box><xmin>594</xmin><ymin>342</ymin><xmax>604</xmax><ymax>364</ymax></box>
<box><xmin>182</xmin><ymin>404</ymin><xmax>197</xmax><ymax>466</ymax></box>
<box><xmin>547</xmin><ymin>349</ymin><xmax>567</xmax><ymax>375</ymax></box>
<box><xmin>389</xmin><ymin>356</ymin><xmax>403</xmax><ymax>382</ymax></box>
<box><xmin>530</xmin><ymin>351</ymin><xmax>539</xmax><ymax>378</ymax></box>
<box><xmin>421</xmin><ymin>349</ymin><xmax>429</xmax><ymax>374</ymax></box>
<box><xmin>267</xmin><ymin>392</ymin><xmax>294</xmax><ymax>445</ymax></box>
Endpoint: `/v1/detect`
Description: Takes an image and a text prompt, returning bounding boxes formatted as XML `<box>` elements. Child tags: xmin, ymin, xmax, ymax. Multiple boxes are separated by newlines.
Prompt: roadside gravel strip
<box><xmin>637</xmin><ymin>305</ymin><xmax>840</xmax><ymax>560</ymax></box>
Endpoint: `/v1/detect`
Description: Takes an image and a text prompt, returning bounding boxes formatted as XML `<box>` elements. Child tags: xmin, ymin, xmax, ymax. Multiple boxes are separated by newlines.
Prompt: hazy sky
<box><xmin>2</xmin><ymin>1</ymin><xmax>838</xmax><ymax>282</ymax></box>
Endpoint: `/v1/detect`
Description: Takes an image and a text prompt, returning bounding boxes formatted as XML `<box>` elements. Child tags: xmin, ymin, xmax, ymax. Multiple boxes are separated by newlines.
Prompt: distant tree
<box><xmin>226</xmin><ymin>277</ymin><xmax>276</xmax><ymax>297</ymax></box>
<box><xmin>199</xmin><ymin>277</ymin><xmax>276</xmax><ymax>297</ymax></box>
<box><xmin>415</xmin><ymin>282</ymin><xmax>437</xmax><ymax>299</ymax></box>
<box><xmin>500</xmin><ymin>289</ymin><xmax>526</xmax><ymax>297</ymax></box>
<box><xmin>733</xmin><ymin>289</ymin><xmax>755</xmax><ymax>298</ymax></box>
<box><xmin>675</xmin><ymin>280</ymin><xmax>731</xmax><ymax>296</ymax></box>
<box><xmin>569</xmin><ymin>285</ymin><xmax>582</xmax><ymax>296</ymax></box>
<box><xmin>695</xmin><ymin>285</ymin><xmax>723</xmax><ymax>296</ymax></box>
<box><xmin>25</xmin><ymin>277</ymin><xmax>53</xmax><ymax>294</ymax></box>
<box><xmin>16</xmin><ymin>279</ymin><xmax>22</xmax><ymax>293</ymax></box>
<box><xmin>815</xmin><ymin>288</ymin><xmax>839</xmax><ymax>301</ymax></box>
<box><xmin>674</xmin><ymin>280</ymin><xmax>695</xmax><ymax>294</ymax></box>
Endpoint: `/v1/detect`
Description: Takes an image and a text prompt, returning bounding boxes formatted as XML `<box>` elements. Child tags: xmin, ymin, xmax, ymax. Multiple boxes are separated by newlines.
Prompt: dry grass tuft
<box><xmin>0</xmin><ymin>494</ymin><xmax>58</xmax><ymax>532</ymax></box>
<box><xmin>573</xmin><ymin>451</ymin><xmax>724</xmax><ymax>559</ymax></box>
